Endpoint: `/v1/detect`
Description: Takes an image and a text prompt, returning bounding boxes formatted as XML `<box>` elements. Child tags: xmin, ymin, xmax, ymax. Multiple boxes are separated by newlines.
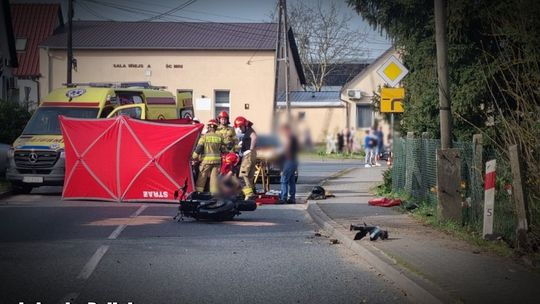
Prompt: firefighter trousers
<box><xmin>239</xmin><ymin>150</ymin><xmax>257</xmax><ymax>197</ymax></box>
<box><xmin>196</xmin><ymin>163</ymin><xmax>220</xmax><ymax>194</ymax></box>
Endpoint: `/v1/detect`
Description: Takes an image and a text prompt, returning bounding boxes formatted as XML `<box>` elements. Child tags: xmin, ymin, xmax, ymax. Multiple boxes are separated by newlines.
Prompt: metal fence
<box><xmin>391</xmin><ymin>136</ymin><xmax>517</xmax><ymax>242</ymax></box>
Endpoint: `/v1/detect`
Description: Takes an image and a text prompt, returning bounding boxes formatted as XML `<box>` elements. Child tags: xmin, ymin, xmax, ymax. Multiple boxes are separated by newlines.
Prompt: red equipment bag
<box><xmin>368</xmin><ymin>197</ymin><xmax>402</xmax><ymax>207</ymax></box>
<box><xmin>60</xmin><ymin>115</ymin><xmax>203</xmax><ymax>202</ymax></box>
<box><xmin>255</xmin><ymin>193</ymin><xmax>280</xmax><ymax>205</ymax></box>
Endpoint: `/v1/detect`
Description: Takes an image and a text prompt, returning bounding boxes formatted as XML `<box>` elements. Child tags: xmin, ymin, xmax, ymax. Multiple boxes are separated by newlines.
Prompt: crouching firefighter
<box><xmin>234</xmin><ymin>116</ymin><xmax>257</xmax><ymax>200</ymax></box>
<box><xmin>216</xmin><ymin>111</ymin><xmax>238</xmax><ymax>152</ymax></box>
<box><xmin>192</xmin><ymin>119</ymin><xmax>226</xmax><ymax>195</ymax></box>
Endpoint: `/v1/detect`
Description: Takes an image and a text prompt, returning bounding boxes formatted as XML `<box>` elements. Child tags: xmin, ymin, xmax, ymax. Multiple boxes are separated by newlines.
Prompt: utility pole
<box><xmin>434</xmin><ymin>0</ymin><xmax>451</xmax><ymax>149</ymax></box>
<box><xmin>282</xmin><ymin>0</ymin><xmax>291</xmax><ymax>121</ymax></box>
<box><xmin>434</xmin><ymin>0</ymin><xmax>460</xmax><ymax>221</ymax></box>
<box><xmin>271</xmin><ymin>0</ymin><xmax>291</xmax><ymax>130</ymax></box>
<box><xmin>67</xmin><ymin>0</ymin><xmax>74</xmax><ymax>85</ymax></box>
<box><xmin>271</xmin><ymin>0</ymin><xmax>283</xmax><ymax>131</ymax></box>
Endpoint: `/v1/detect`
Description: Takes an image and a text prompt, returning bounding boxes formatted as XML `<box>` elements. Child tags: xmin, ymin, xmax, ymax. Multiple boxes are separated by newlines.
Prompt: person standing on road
<box><xmin>279</xmin><ymin>124</ymin><xmax>299</xmax><ymax>204</ymax></box>
<box><xmin>234</xmin><ymin>116</ymin><xmax>257</xmax><ymax>200</ymax></box>
<box><xmin>216</xmin><ymin>111</ymin><xmax>238</xmax><ymax>152</ymax></box>
<box><xmin>192</xmin><ymin>119</ymin><xmax>226</xmax><ymax>194</ymax></box>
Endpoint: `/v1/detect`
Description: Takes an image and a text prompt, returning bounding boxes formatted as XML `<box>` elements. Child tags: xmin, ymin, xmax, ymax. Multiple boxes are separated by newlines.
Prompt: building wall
<box><xmin>341</xmin><ymin>49</ymin><xmax>399</xmax><ymax>147</ymax></box>
<box><xmin>39</xmin><ymin>48</ymin><xmax>302</xmax><ymax>133</ymax></box>
<box><xmin>290</xmin><ymin>106</ymin><xmax>347</xmax><ymax>144</ymax></box>
<box><xmin>16</xmin><ymin>79</ymin><xmax>38</xmax><ymax>110</ymax></box>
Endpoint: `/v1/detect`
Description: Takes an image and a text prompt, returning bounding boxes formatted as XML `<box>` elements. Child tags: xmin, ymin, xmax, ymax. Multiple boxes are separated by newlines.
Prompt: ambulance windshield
<box><xmin>22</xmin><ymin>107</ymin><xmax>99</xmax><ymax>135</ymax></box>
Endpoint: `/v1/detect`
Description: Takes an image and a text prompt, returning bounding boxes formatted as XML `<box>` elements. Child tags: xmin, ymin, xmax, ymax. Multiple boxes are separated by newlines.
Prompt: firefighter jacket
<box><xmin>217</xmin><ymin>124</ymin><xmax>238</xmax><ymax>151</ymax></box>
<box><xmin>192</xmin><ymin>131</ymin><xmax>226</xmax><ymax>164</ymax></box>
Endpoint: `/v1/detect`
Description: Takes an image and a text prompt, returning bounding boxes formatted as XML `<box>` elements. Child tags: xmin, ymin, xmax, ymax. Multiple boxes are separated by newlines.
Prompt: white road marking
<box><xmin>107</xmin><ymin>224</ymin><xmax>127</xmax><ymax>240</ymax></box>
<box><xmin>107</xmin><ymin>204</ymin><xmax>147</xmax><ymax>239</ymax></box>
<box><xmin>77</xmin><ymin>245</ymin><xmax>109</xmax><ymax>280</ymax></box>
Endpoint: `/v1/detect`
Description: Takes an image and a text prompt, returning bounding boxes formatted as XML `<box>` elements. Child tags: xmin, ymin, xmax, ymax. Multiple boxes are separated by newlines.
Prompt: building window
<box><xmin>215</xmin><ymin>90</ymin><xmax>230</xmax><ymax>116</ymax></box>
<box><xmin>15</xmin><ymin>38</ymin><xmax>27</xmax><ymax>52</ymax></box>
<box><xmin>356</xmin><ymin>104</ymin><xmax>373</xmax><ymax>128</ymax></box>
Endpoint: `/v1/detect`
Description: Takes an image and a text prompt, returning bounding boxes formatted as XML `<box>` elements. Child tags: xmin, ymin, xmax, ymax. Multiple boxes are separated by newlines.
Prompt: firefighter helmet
<box><xmin>234</xmin><ymin>116</ymin><xmax>248</xmax><ymax>128</ymax></box>
<box><xmin>223</xmin><ymin>152</ymin><xmax>239</xmax><ymax>166</ymax></box>
<box><xmin>207</xmin><ymin>119</ymin><xmax>218</xmax><ymax>128</ymax></box>
<box><xmin>217</xmin><ymin>111</ymin><xmax>229</xmax><ymax>119</ymax></box>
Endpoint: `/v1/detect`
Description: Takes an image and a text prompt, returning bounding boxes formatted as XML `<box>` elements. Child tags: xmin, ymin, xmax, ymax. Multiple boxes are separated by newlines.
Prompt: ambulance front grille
<box><xmin>14</xmin><ymin>150</ymin><xmax>59</xmax><ymax>168</ymax></box>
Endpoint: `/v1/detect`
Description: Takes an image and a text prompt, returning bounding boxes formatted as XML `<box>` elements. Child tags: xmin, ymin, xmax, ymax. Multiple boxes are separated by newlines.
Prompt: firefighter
<box><xmin>192</xmin><ymin>119</ymin><xmax>226</xmax><ymax>194</ymax></box>
<box><xmin>219</xmin><ymin>152</ymin><xmax>241</xmax><ymax>195</ymax></box>
<box><xmin>234</xmin><ymin>116</ymin><xmax>257</xmax><ymax>200</ymax></box>
<box><xmin>216</xmin><ymin>111</ymin><xmax>238</xmax><ymax>151</ymax></box>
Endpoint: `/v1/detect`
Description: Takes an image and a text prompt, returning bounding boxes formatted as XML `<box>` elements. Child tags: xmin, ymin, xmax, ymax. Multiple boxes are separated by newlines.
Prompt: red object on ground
<box><xmin>60</xmin><ymin>115</ymin><xmax>203</xmax><ymax>202</ymax></box>
<box><xmin>255</xmin><ymin>194</ymin><xmax>280</xmax><ymax>205</ymax></box>
<box><xmin>368</xmin><ymin>197</ymin><xmax>402</xmax><ymax>207</ymax></box>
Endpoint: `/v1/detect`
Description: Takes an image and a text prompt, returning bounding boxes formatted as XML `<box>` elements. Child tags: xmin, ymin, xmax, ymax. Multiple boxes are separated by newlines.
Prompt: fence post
<box><xmin>421</xmin><ymin>132</ymin><xmax>432</xmax><ymax>199</ymax></box>
<box><xmin>483</xmin><ymin>159</ymin><xmax>496</xmax><ymax>238</ymax></box>
<box><xmin>509</xmin><ymin>144</ymin><xmax>529</xmax><ymax>250</ymax></box>
<box><xmin>437</xmin><ymin>148</ymin><xmax>462</xmax><ymax>221</ymax></box>
<box><xmin>405</xmin><ymin>132</ymin><xmax>415</xmax><ymax>193</ymax></box>
<box><xmin>471</xmin><ymin>134</ymin><xmax>483</xmax><ymax>217</ymax></box>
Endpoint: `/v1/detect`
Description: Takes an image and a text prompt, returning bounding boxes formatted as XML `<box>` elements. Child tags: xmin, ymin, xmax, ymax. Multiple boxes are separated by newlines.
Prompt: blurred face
<box><xmin>220</xmin><ymin>117</ymin><xmax>228</xmax><ymax>125</ymax></box>
<box><xmin>239</xmin><ymin>125</ymin><xmax>246</xmax><ymax>132</ymax></box>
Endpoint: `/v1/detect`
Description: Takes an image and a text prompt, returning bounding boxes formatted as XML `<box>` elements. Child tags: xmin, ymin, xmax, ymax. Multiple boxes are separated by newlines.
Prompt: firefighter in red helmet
<box><xmin>234</xmin><ymin>116</ymin><xmax>257</xmax><ymax>199</ymax></box>
<box><xmin>216</xmin><ymin>111</ymin><xmax>238</xmax><ymax>152</ymax></box>
<box><xmin>219</xmin><ymin>152</ymin><xmax>241</xmax><ymax>195</ymax></box>
<box><xmin>192</xmin><ymin>119</ymin><xmax>226</xmax><ymax>194</ymax></box>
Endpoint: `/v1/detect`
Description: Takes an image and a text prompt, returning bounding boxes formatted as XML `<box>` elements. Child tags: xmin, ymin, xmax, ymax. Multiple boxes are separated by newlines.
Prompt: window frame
<box><xmin>356</xmin><ymin>103</ymin><xmax>373</xmax><ymax>129</ymax></box>
<box><xmin>214</xmin><ymin>89</ymin><xmax>231</xmax><ymax>117</ymax></box>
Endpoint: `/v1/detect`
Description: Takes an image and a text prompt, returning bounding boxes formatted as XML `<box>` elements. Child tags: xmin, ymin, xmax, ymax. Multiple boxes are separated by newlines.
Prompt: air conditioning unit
<box><xmin>347</xmin><ymin>89</ymin><xmax>364</xmax><ymax>100</ymax></box>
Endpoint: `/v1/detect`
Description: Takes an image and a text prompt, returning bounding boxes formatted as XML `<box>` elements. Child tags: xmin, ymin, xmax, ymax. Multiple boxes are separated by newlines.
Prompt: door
<box><xmin>107</xmin><ymin>104</ymin><xmax>147</xmax><ymax>120</ymax></box>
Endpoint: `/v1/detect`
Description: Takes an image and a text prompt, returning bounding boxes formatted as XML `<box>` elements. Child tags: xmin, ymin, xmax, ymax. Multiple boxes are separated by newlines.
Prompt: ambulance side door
<box><xmin>107</xmin><ymin>104</ymin><xmax>147</xmax><ymax>120</ymax></box>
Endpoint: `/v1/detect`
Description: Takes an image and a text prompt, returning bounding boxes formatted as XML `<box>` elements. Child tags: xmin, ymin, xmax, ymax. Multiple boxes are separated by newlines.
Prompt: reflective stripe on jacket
<box><xmin>192</xmin><ymin>131</ymin><xmax>226</xmax><ymax>164</ymax></box>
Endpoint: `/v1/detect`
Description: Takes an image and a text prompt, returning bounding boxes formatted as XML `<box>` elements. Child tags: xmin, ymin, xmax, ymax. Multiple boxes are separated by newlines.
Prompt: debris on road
<box><xmin>329</xmin><ymin>239</ymin><xmax>340</xmax><ymax>245</ymax></box>
<box><xmin>350</xmin><ymin>223</ymin><xmax>389</xmax><ymax>241</ymax></box>
<box><xmin>307</xmin><ymin>186</ymin><xmax>335</xmax><ymax>200</ymax></box>
<box><xmin>368</xmin><ymin>197</ymin><xmax>401</xmax><ymax>207</ymax></box>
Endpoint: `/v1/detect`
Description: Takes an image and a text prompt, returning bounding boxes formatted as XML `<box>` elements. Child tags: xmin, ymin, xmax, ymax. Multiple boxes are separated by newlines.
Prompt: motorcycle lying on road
<box><xmin>173</xmin><ymin>180</ymin><xmax>257</xmax><ymax>221</ymax></box>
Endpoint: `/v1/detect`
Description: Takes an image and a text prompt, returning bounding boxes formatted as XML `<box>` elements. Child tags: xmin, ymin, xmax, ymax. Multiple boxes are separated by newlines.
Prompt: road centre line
<box><xmin>77</xmin><ymin>245</ymin><xmax>110</xmax><ymax>280</ymax></box>
<box><xmin>107</xmin><ymin>204</ymin><xmax>148</xmax><ymax>240</ymax></box>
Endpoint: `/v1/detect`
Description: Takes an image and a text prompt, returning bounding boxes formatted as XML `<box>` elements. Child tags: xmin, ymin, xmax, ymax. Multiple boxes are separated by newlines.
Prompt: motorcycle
<box><xmin>173</xmin><ymin>179</ymin><xmax>257</xmax><ymax>221</ymax></box>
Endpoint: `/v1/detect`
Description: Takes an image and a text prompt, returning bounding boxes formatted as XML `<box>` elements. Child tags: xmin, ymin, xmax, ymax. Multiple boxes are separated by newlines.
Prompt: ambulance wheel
<box><xmin>12</xmin><ymin>184</ymin><xmax>33</xmax><ymax>194</ymax></box>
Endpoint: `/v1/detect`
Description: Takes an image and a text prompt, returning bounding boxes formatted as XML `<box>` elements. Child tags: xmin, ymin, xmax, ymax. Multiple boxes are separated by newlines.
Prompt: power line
<box><xmin>141</xmin><ymin>0</ymin><xmax>198</xmax><ymax>22</ymax></box>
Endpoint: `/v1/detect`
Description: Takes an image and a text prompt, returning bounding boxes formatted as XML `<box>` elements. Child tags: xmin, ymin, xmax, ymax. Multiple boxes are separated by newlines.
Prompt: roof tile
<box><xmin>11</xmin><ymin>4</ymin><xmax>62</xmax><ymax>77</ymax></box>
<box><xmin>40</xmin><ymin>21</ymin><xmax>278</xmax><ymax>50</ymax></box>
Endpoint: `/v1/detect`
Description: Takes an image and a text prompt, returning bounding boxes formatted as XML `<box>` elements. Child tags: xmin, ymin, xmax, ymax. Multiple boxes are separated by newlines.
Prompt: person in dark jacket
<box><xmin>279</xmin><ymin>124</ymin><xmax>299</xmax><ymax>204</ymax></box>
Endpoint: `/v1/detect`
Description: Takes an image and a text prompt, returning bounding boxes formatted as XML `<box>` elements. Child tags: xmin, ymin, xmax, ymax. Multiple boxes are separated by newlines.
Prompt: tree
<box><xmin>286</xmin><ymin>0</ymin><xmax>367</xmax><ymax>91</ymax></box>
<box><xmin>0</xmin><ymin>100</ymin><xmax>31</xmax><ymax>144</ymax></box>
<box><xmin>348</xmin><ymin>0</ymin><xmax>540</xmax><ymax>249</ymax></box>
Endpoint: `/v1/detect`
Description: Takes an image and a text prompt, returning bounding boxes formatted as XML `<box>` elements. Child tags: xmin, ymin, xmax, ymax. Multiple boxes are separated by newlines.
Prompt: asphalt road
<box><xmin>0</xmin><ymin>160</ymin><xmax>406</xmax><ymax>304</ymax></box>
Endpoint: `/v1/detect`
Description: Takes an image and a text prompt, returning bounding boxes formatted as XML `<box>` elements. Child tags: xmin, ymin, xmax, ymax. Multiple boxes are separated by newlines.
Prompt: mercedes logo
<box><xmin>28</xmin><ymin>152</ymin><xmax>38</xmax><ymax>163</ymax></box>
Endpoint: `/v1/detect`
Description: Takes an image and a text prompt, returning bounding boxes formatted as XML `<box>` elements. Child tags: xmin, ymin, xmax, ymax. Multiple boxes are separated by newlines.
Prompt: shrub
<box><xmin>0</xmin><ymin>100</ymin><xmax>31</xmax><ymax>144</ymax></box>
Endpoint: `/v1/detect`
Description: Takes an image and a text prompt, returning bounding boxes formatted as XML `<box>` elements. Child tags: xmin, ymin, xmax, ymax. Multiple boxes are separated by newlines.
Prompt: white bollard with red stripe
<box><xmin>483</xmin><ymin>160</ymin><xmax>496</xmax><ymax>238</ymax></box>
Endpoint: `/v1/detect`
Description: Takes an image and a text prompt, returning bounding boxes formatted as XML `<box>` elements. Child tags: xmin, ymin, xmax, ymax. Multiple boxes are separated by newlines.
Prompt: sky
<box><xmin>12</xmin><ymin>0</ymin><xmax>392</xmax><ymax>59</ymax></box>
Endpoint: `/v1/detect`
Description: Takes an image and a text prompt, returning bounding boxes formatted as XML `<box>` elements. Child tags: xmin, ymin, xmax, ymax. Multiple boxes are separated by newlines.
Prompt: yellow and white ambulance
<box><xmin>6</xmin><ymin>83</ymin><xmax>192</xmax><ymax>193</ymax></box>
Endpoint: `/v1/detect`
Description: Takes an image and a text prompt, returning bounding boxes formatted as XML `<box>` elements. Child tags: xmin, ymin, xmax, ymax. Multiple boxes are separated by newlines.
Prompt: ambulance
<box><xmin>6</xmin><ymin>83</ymin><xmax>192</xmax><ymax>193</ymax></box>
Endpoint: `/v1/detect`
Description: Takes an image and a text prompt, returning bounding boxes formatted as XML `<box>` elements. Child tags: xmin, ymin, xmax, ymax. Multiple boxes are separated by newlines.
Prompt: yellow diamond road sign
<box><xmin>376</xmin><ymin>55</ymin><xmax>409</xmax><ymax>87</ymax></box>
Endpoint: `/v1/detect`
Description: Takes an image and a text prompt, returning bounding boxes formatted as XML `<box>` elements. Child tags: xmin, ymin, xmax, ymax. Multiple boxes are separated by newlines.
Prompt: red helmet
<box><xmin>223</xmin><ymin>152</ymin><xmax>239</xmax><ymax>165</ymax></box>
<box><xmin>217</xmin><ymin>111</ymin><xmax>229</xmax><ymax>119</ymax></box>
<box><xmin>207</xmin><ymin>119</ymin><xmax>218</xmax><ymax>128</ymax></box>
<box><xmin>234</xmin><ymin>116</ymin><xmax>248</xmax><ymax>128</ymax></box>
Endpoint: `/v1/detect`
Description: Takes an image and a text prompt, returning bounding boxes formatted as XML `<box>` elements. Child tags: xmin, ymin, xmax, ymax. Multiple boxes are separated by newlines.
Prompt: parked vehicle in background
<box><xmin>255</xmin><ymin>135</ymin><xmax>298</xmax><ymax>184</ymax></box>
<box><xmin>6</xmin><ymin>82</ymin><xmax>190</xmax><ymax>194</ymax></box>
